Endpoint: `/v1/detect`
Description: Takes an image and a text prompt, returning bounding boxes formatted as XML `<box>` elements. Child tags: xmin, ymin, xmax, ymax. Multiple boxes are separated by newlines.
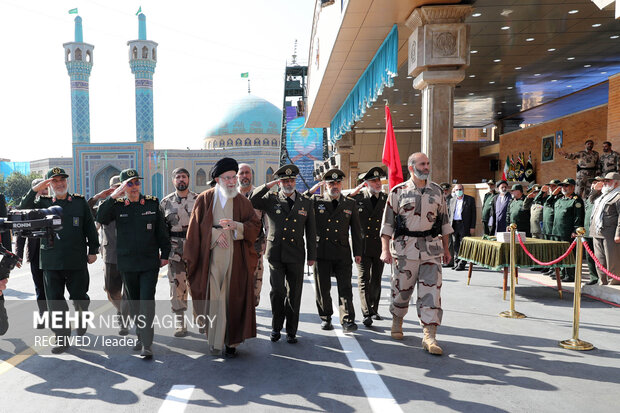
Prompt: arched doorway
<box><xmin>94</xmin><ymin>165</ymin><xmax>121</xmax><ymax>197</ymax></box>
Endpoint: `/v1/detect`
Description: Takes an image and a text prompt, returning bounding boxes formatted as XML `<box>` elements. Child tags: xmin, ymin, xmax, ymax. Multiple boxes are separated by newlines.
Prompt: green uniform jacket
<box><xmin>250</xmin><ymin>185</ymin><xmax>317</xmax><ymax>263</ymax></box>
<box><xmin>481</xmin><ymin>191</ymin><xmax>496</xmax><ymax>224</ymax></box>
<box><xmin>353</xmin><ymin>189</ymin><xmax>387</xmax><ymax>258</ymax></box>
<box><xmin>535</xmin><ymin>192</ymin><xmax>561</xmax><ymax>235</ymax></box>
<box><xmin>309</xmin><ymin>193</ymin><xmax>363</xmax><ymax>261</ymax></box>
<box><xmin>552</xmin><ymin>194</ymin><xmax>585</xmax><ymax>240</ymax></box>
<box><xmin>96</xmin><ymin>195</ymin><xmax>171</xmax><ymax>272</ymax></box>
<box><xmin>18</xmin><ymin>189</ymin><xmax>99</xmax><ymax>270</ymax></box>
<box><xmin>584</xmin><ymin>196</ymin><xmax>594</xmax><ymax>234</ymax></box>
<box><xmin>507</xmin><ymin>197</ymin><xmax>532</xmax><ymax>235</ymax></box>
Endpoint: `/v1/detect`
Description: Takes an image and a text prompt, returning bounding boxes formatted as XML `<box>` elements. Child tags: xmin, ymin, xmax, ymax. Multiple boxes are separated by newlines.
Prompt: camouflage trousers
<box><xmin>390</xmin><ymin>256</ymin><xmax>443</xmax><ymax>326</ymax></box>
<box><xmin>167</xmin><ymin>259</ymin><xmax>189</xmax><ymax>313</ymax></box>
<box><xmin>576</xmin><ymin>170</ymin><xmax>597</xmax><ymax>198</ymax></box>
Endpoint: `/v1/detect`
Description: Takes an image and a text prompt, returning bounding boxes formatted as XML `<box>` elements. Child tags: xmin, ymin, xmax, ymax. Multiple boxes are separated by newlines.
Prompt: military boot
<box><xmin>391</xmin><ymin>315</ymin><xmax>404</xmax><ymax>340</ymax></box>
<box><xmin>422</xmin><ymin>325</ymin><xmax>443</xmax><ymax>355</ymax></box>
<box><xmin>173</xmin><ymin>311</ymin><xmax>187</xmax><ymax>337</ymax></box>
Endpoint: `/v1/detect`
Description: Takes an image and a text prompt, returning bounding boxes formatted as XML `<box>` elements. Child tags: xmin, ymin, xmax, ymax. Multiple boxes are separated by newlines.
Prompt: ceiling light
<box><xmin>601</xmin><ymin>71</ymin><xmax>607</xmax><ymax>74</ymax></box>
<box><xmin>497</xmin><ymin>111</ymin><xmax>502</xmax><ymax>114</ymax></box>
<box><xmin>584</xmin><ymin>64</ymin><xmax>591</xmax><ymax>68</ymax></box>
<box><xmin>469</xmin><ymin>74</ymin><xmax>476</xmax><ymax>78</ymax></box>
<box><xmin>494</xmin><ymin>59</ymin><xmax>501</xmax><ymax>62</ymax></box>
<box><xmin>547</xmin><ymin>48</ymin><xmax>556</xmax><ymax>52</ymax></box>
<box><xmin>489</xmin><ymin>81</ymin><xmax>495</xmax><ymax>84</ymax></box>
<box><xmin>471</xmin><ymin>51</ymin><xmax>478</xmax><ymax>55</ymax></box>
<box><xmin>567</xmin><ymin>57</ymin><xmax>575</xmax><ymax>60</ymax></box>
<box><xmin>360</xmin><ymin>120</ymin><xmax>364</xmax><ymax>123</ymax></box>
<box><xmin>516</xmin><ymin>104</ymin><xmax>521</xmax><ymax>107</ymax></box>
<box><xmin>500</xmin><ymin>9</ymin><xmax>513</xmax><ymax>17</ymax></box>
<box><xmin>416</xmin><ymin>122</ymin><xmax>420</xmax><ymax>125</ymax></box>
<box><xmin>403</xmin><ymin>102</ymin><xmax>408</xmax><ymax>105</ymax></box>
<box><xmin>611</xmin><ymin>35</ymin><xmax>619</xmax><ymax>39</ymax></box>
<box><xmin>501</xmin><ymin>26</ymin><xmax>510</xmax><ymax>30</ymax></box>
<box><xmin>551</xmin><ymin>79</ymin><xmax>557</xmax><ymax>82</ymax></box>
<box><xmin>468</xmin><ymin>92</ymin><xmax>474</xmax><ymax>95</ymax></box>
<box><xmin>374</xmin><ymin>107</ymin><xmax>379</xmax><ymax>110</ymax></box>
<box><xmin>472</xmin><ymin>12</ymin><xmax>482</xmax><ymax>17</ymax></box>
<box><xmin>409</xmin><ymin>114</ymin><xmax>414</xmax><ymax>116</ymax></box>
<box><xmin>568</xmin><ymin>9</ymin><xmax>579</xmax><ymax>14</ymax></box>
<box><xmin>392</xmin><ymin>110</ymin><xmax>397</xmax><ymax>113</ymax></box>
<box><xmin>376</xmin><ymin>123</ymin><xmax>380</xmax><ymax>125</ymax></box>
<box><xmin>399</xmin><ymin>120</ymin><xmax>404</xmax><ymax>122</ymax></box>
<box><xmin>567</xmin><ymin>85</ymin><xmax>572</xmax><ymax>88</ymax></box>
<box><xmin>507</xmin><ymin>86</ymin><xmax>513</xmax><ymax>89</ymax></box>
<box><xmin>501</xmin><ymin>101</ymin><xmax>507</xmax><ymax>103</ymax></box>
<box><xmin>526</xmin><ymin>38</ymin><xmax>535</xmax><ymax>42</ymax></box>
<box><xmin>534</xmin><ymin>73</ymin><xmax>541</xmax><ymax>76</ymax></box>
<box><xmin>515</xmin><ymin>66</ymin><xmax>522</xmax><ymax>70</ymax></box>
<box><xmin>592</xmin><ymin>23</ymin><xmax>601</xmax><ymax>28</ymax></box>
<box><xmin>414</xmin><ymin>93</ymin><xmax>420</xmax><ymax>96</ymax></box>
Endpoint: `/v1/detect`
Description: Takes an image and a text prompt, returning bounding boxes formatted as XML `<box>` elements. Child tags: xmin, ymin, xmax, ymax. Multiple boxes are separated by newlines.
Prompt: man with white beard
<box><xmin>184</xmin><ymin>158</ymin><xmax>261</xmax><ymax>357</ymax></box>
<box><xmin>250</xmin><ymin>164</ymin><xmax>316</xmax><ymax>343</ymax></box>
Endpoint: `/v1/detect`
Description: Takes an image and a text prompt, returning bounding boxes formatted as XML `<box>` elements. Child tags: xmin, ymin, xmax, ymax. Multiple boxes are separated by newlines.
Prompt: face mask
<box><xmin>455</xmin><ymin>190</ymin><xmax>464</xmax><ymax>197</ymax></box>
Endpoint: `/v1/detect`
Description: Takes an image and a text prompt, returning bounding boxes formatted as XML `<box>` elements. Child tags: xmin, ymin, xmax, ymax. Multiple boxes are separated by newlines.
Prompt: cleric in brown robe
<box><xmin>183</xmin><ymin>157</ymin><xmax>261</xmax><ymax>357</ymax></box>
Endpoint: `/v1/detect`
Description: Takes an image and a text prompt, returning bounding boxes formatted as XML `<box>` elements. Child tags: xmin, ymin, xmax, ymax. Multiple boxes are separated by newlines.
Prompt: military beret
<box><xmin>323</xmin><ymin>168</ymin><xmax>345</xmax><ymax>182</ymax></box>
<box><xmin>274</xmin><ymin>164</ymin><xmax>299</xmax><ymax>180</ymax></box>
<box><xmin>119</xmin><ymin>168</ymin><xmax>143</xmax><ymax>183</ymax></box>
<box><xmin>46</xmin><ymin>167</ymin><xmax>69</xmax><ymax>179</ymax></box>
<box><xmin>560</xmin><ymin>178</ymin><xmax>576</xmax><ymax>186</ymax></box>
<box><xmin>440</xmin><ymin>182</ymin><xmax>451</xmax><ymax>190</ymax></box>
<box><xmin>548</xmin><ymin>179</ymin><xmax>562</xmax><ymax>185</ymax></box>
<box><xmin>360</xmin><ymin>166</ymin><xmax>386</xmax><ymax>181</ymax></box>
<box><xmin>172</xmin><ymin>167</ymin><xmax>190</xmax><ymax>177</ymax></box>
<box><xmin>211</xmin><ymin>157</ymin><xmax>238</xmax><ymax>179</ymax></box>
<box><xmin>511</xmin><ymin>184</ymin><xmax>524</xmax><ymax>192</ymax></box>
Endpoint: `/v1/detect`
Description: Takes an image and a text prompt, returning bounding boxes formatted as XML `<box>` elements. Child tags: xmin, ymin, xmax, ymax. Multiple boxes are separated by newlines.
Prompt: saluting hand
<box><xmin>111</xmin><ymin>181</ymin><xmax>128</xmax><ymax>199</ymax></box>
<box><xmin>266</xmin><ymin>179</ymin><xmax>281</xmax><ymax>189</ymax></box>
<box><xmin>96</xmin><ymin>186</ymin><xmax>116</xmax><ymax>200</ymax></box>
<box><xmin>32</xmin><ymin>178</ymin><xmax>53</xmax><ymax>193</ymax></box>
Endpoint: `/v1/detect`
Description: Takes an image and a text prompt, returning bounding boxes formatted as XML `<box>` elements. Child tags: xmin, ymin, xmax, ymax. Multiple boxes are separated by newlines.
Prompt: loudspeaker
<box><xmin>490</xmin><ymin>159</ymin><xmax>500</xmax><ymax>171</ymax></box>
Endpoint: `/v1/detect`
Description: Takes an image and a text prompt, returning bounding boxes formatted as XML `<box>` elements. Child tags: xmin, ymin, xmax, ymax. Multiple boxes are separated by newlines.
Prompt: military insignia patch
<box><xmin>332</xmin><ymin>173</ymin><xmax>338</xmax><ymax>179</ymax></box>
<box><xmin>72</xmin><ymin>217</ymin><xmax>80</xmax><ymax>226</ymax></box>
<box><xmin>124</xmin><ymin>199</ymin><xmax>130</xmax><ymax>206</ymax></box>
<box><xmin>576</xmin><ymin>203</ymin><xmax>582</xmax><ymax>208</ymax></box>
<box><xmin>343</xmin><ymin>209</ymin><xmax>351</xmax><ymax>215</ymax></box>
<box><xmin>298</xmin><ymin>209</ymin><xmax>307</xmax><ymax>216</ymax></box>
<box><xmin>286</xmin><ymin>168</ymin><xmax>292</xmax><ymax>175</ymax></box>
<box><xmin>127</xmin><ymin>170</ymin><xmax>136</xmax><ymax>177</ymax></box>
<box><xmin>276</xmin><ymin>209</ymin><xmax>281</xmax><ymax>214</ymax></box>
<box><xmin>52</xmin><ymin>168</ymin><xmax>61</xmax><ymax>174</ymax></box>
<box><xmin>318</xmin><ymin>204</ymin><xmax>326</xmax><ymax>213</ymax></box>
<box><xmin>140</xmin><ymin>199</ymin><xmax>145</xmax><ymax>205</ymax></box>
<box><xmin>373</xmin><ymin>170</ymin><xmax>379</xmax><ymax>176</ymax></box>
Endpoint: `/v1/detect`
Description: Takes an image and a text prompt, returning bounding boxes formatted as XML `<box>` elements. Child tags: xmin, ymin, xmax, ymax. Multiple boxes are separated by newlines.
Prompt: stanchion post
<box><xmin>500</xmin><ymin>224</ymin><xmax>526</xmax><ymax>319</ymax></box>
<box><xmin>559</xmin><ymin>227</ymin><xmax>594</xmax><ymax>350</ymax></box>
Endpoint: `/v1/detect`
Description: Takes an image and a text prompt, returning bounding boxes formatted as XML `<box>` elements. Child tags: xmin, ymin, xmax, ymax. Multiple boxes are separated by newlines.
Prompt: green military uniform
<box><xmin>250</xmin><ymin>164</ymin><xmax>316</xmax><ymax>342</ymax></box>
<box><xmin>481</xmin><ymin>181</ymin><xmax>496</xmax><ymax>236</ymax></box>
<box><xmin>353</xmin><ymin>167</ymin><xmax>387</xmax><ymax>324</ymax></box>
<box><xmin>552</xmin><ymin>178</ymin><xmax>585</xmax><ymax>281</ymax></box>
<box><xmin>96</xmin><ymin>169</ymin><xmax>171</xmax><ymax>353</ymax></box>
<box><xmin>18</xmin><ymin>167</ymin><xmax>99</xmax><ymax>346</ymax></box>
<box><xmin>534</xmin><ymin>179</ymin><xmax>562</xmax><ymax>240</ymax></box>
<box><xmin>507</xmin><ymin>185</ymin><xmax>531</xmax><ymax>236</ymax></box>
<box><xmin>308</xmin><ymin>169</ymin><xmax>362</xmax><ymax>330</ymax></box>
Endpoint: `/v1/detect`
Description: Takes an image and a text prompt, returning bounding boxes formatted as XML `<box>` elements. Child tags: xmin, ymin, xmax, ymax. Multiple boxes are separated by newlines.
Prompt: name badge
<box><xmin>146</xmin><ymin>223</ymin><xmax>153</xmax><ymax>230</ymax></box>
<box><xmin>73</xmin><ymin>217</ymin><xmax>80</xmax><ymax>226</ymax></box>
<box><xmin>119</xmin><ymin>213</ymin><xmax>128</xmax><ymax>218</ymax></box>
<box><xmin>142</xmin><ymin>211</ymin><xmax>156</xmax><ymax>216</ymax></box>
<box><xmin>343</xmin><ymin>209</ymin><xmax>352</xmax><ymax>215</ymax></box>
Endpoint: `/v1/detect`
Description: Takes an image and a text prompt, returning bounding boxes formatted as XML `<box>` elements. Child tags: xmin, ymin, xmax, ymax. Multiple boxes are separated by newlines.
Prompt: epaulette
<box><xmin>71</xmin><ymin>193</ymin><xmax>84</xmax><ymax>198</ymax></box>
<box><xmin>573</xmin><ymin>196</ymin><xmax>578</xmax><ymax>200</ymax></box>
<box><xmin>116</xmin><ymin>197</ymin><xmax>126</xmax><ymax>203</ymax></box>
<box><xmin>40</xmin><ymin>195</ymin><xmax>52</xmax><ymax>199</ymax></box>
<box><xmin>145</xmin><ymin>195</ymin><xmax>159</xmax><ymax>202</ymax></box>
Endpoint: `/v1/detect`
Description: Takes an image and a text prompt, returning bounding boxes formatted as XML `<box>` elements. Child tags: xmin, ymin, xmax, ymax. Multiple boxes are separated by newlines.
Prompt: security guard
<box><xmin>250</xmin><ymin>164</ymin><xmax>316</xmax><ymax>343</ymax></box>
<box><xmin>349</xmin><ymin>167</ymin><xmax>387</xmax><ymax>327</ymax></box>
<box><xmin>552</xmin><ymin>178</ymin><xmax>585</xmax><ymax>282</ymax></box>
<box><xmin>481</xmin><ymin>180</ymin><xmax>496</xmax><ymax>236</ymax></box>
<box><xmin>307</xmin><ymin>168</ymin><xmax>362</xmax><ymax>332</ymax></box>
<box><xmin>19</xmin><ymin>167</ymin><xmax>99</xmax><ymax>354</ymax></box>
<box><xmin>97</xmin><ymin>168</ymin><xmax>171</xmax><ymax>359</ymax></box>
<box><xmin>160</xmin><ymin>167</ymin><xmax>198</xmax><ymax>337</ymax></box>
<box><xmin>506</xmin><ymin>184</ymin><xmax>531</xmax><ymax>236</ymax></box>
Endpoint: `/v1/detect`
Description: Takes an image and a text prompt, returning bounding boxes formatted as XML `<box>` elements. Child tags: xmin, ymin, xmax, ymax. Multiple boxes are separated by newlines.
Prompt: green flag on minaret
<box><xmin>136</xmin><ymin>6</ymin><xmax>142</xmax><ymax>15</ymax></box>
<box><xmin>68</xmin><ymin>8</ymin><xmax>78</xmax><ymax>14</ymax></box>
<box><xmin>240</xmin><ymin>72</ymin><xmax>249</xmax><ymax>78</ymax></box>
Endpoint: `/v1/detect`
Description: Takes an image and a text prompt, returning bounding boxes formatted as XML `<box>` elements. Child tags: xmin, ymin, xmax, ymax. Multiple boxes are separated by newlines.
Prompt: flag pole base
<box><xmin>559</xmin><ymin>338</ymin><xmax>594</xmax><ymax>351</ymax></box>
<box><xmin>499</xmin><ymin>310</ymin><xmax>526</xmax><ymax>319</ymax></box>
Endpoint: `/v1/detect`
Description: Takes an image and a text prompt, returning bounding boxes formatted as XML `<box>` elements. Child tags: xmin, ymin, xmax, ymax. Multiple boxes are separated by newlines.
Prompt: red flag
<box><xmin>382</xmin><ymin>105</ymin><xmax>403</xmax><ymax>190</ymax></box>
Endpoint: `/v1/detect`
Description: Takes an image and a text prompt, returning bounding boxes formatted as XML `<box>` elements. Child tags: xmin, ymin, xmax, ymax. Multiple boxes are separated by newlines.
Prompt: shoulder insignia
<box><xmin>71</xmin><ymin>193</ymin><xmax>84</xmax><ymax>198</ymax></box>
<box><xmin>575</xmin><ymin>203</ymin><xmax>582</xmax><ymax>208</ymax></box>
<box><xmin>116</xmin><ymin>197</ymin><xmax>126</xmax><ymax>203</ymax></box>
<box><xmin>145</xmin><ymin>195</ymin><xmax>159</xmax><ymax>202</ymax></box>
<box><xmin>573</xmin><ymin>196</ymin><xmax>578</xmax><ymax>200</ymax></box>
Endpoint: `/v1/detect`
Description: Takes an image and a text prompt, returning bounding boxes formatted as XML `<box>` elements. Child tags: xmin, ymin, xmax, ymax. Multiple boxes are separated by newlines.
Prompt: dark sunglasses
<box><xmin>127</xmin><ymin>180</ymin><xmax>141</xmax><ymax>187</ymax></box>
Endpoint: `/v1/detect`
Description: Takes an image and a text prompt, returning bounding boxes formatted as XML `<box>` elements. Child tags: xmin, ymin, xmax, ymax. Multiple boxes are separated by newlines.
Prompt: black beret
<box><xmin>211</xmin><ymin>157</ymin><xmax>239</xmax><ymax>179</ymax></box>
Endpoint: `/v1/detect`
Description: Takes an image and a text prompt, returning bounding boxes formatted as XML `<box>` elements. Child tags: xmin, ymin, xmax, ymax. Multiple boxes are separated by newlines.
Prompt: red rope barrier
<box><xmin>516</xmin><ymin>233</ymin><xmax>576</xmax><ymax>266</ymax></box>
<box><xmin>582</xmin><ymin>240</ymin><xmax>620</xmax><ymax>282</ymax></box>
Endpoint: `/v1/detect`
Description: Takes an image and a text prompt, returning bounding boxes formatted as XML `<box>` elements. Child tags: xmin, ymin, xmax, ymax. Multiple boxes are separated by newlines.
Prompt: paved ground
<box><xmin>1</xmin><ymin>257</ymin><xmax>619</xmax><ymax>412</ymax></box>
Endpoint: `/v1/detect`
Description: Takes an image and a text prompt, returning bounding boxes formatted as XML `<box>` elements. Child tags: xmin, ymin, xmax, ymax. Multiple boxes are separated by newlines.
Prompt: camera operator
<box><xmin>18</xmin><ymin>167</ymin><xmax>99</xmax><ymax>354</ymax></box>
<box><xmin>15</xmin><ymin>178</ymin><xmax>49</xmax><ymax>328</ymax></box>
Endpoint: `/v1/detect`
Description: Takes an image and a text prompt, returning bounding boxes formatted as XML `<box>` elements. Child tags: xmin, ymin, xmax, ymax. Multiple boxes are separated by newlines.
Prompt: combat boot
<box><xmin>173</xmin><ymin>311</ymin><xmax>187</xmax><ymax>337</ymax></box>
<box><xmin>391</xmin><ymin>315</ymin><xmax>403</xmax><ymax>340</ymax></box>
<box><xmin>422</xmin><ymin>325</ymin><xmax>443</xmax><ymax>355</ymax></box>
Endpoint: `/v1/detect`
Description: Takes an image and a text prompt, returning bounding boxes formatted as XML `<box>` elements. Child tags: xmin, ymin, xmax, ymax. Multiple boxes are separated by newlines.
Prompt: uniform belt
<box><xmin>398</xmin><ymin>228</ymin><xmax>437</xmax><ymax>238</ymax></box>
<box><xmin>170</xmin><ymin>231</ymin><xmax>187</xmax><ymax>238</ymax></box>
<box><xmin>576</xmin><ymin>166</ymin><xmax>597</xmax><ymax>171</ymax></box>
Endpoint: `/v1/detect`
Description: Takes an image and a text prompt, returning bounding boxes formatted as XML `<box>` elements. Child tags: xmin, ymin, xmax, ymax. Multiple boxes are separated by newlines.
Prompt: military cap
<box><xmin>359</xmin><ymin>166</ymin><xmax>386</xmax><ymax>181</ymax></box>
<box><xmin>440</xmin><ymin>182</ymin><xmax>451</xmax><ymax>190</ymax></box>
<box><xmin>211</xmin><ymin>157</ymin><xmax>238</xmax><ymax>178</ymax></box>
<box><xmin>274</xmin><ymin>164</ymin><xmax>299</xmax><ymax>180</ymax></box>
<box><xmin>603</xmin><ymin>172</ymin><xmax>620</xmax><ymax>181</ymax></box>
<box><xmin>511</xmin><ymin>184</ymin><xmax>524</xmax><ymax>192</ymax></box>
<box><xmin>172</xmin><ymin>167</ymin><xmax>190</xmax><ymax>177</ymax></box>
<box><xmin>119</xmin><ymin>168</ymin><xmax>143</xmax><ymax>183</ymax></box>
<box><xmin>496</xmin><ymin>180</ymin><xmax>508</xmax><ymax>187</ymax></box>
<box><xmin>560</xmin><ymin>178</ymin><xmax>576</xmax><ymax>186</ymax></box>
<box><xmin>527</xmin><ymin>183</ymin><xmax>541</xmax><ymax>193</ymax></box>
<box><xmin>486</xmin><ymin>179</ymin><xmax>495</xmax><ymax>185</ymax></box>
<box><xmin>548</xmin><ymin>179</ymin><xmax>562</xmax><ymax>185</ymax></box>
<box><xmin>109</xmin><ymin>175</ymin><xmax>121</xmax><ymax>187</ymax></box>
<box><xmin>323</xmin><ymin>168</ymin><xmax>345</xmax><ymax>182</ymax></box>
<box><xmin>46</xmin><ymin>167</ymin><xmax>69</xmax><ymax>179</ymax></box>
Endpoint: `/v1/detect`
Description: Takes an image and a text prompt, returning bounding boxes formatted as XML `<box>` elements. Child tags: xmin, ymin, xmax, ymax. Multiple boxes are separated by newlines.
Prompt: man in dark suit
<box><xmin>449</xmin><ymin>184</ymin><xmax>476</xmax><ymax>270</ymax></box>
<box><xmin>349</xmin><ymin>167</ymin><xmax>387</xmax><ymax>327</ymax></box>
<box><xmin>250</xmin><ymin>164</ymin><xmax>316</xmax><ymax>343</ymax></box>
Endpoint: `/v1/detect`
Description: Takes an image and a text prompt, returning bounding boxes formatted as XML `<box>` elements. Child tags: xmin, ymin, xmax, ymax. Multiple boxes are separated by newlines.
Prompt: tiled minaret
<box><xmin>63</xmin><ymin>16</ymin><xmax>94</xmax><ymax>144</ymax></box>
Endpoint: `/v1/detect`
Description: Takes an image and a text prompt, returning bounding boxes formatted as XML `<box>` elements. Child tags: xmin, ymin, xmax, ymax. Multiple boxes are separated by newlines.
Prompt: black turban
<box><xmin>211</xmin><ymin>157</ymin><xmax>239</xmax><ymax>179</ymax></box>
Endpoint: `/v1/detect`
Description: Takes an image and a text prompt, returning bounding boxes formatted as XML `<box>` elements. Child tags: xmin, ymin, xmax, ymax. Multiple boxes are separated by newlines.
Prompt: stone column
<box><xmin>406</xmin><ymin>5</ymin><xmax>472</xmax><ymax>184</ymax></box>
<box><xmin>336</xmin><ymin>131</ymin><xmax>354</xmax><ymax>189</ymax></box>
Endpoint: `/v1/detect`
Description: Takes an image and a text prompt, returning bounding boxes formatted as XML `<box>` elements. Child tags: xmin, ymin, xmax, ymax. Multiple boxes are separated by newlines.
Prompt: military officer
<box><xmin>506</xmin><ymin>184</ymin><xmax>531</xmax><ymax>236</ymax></box>
<box><xmin>161</xmin><ymin>167</ymin><xmax>198</xmax><ymax>337</ymax></box>
<box><xmin>599</xmin><ymin>141</ymin><xmax>619</xmax><ymax>175</ymax></box>
<box><xmin>558</xmin><ymin>139</ymin><xmax>600</xmax><ymax>198</ymax></box>
<box><xmin>481</xmin><ymin>179</ymin><xmax>496</xmax><ymax>236</ymax></box>
<box><xmin>583</xmin><ymin>179</ymin><xmax>601</xmax><ymax>285</ymax></box>
<box><xmin>250</xmin><ymin>164</ymin><xmax>316</xmax><ymax>343</ymax></box>
<box><xmin>552</xmin><ymin>178</ymin><xmax>585</xmax><ymax>282</ymax></box>
<box><xmin>307</xmin><ymin>168</ymin><xmax>362</xmax><ymax>332</ymax></box>
<box><xmin>534</xmin><ymin>179</ymin><xmax>563</xmax><ymax>276</ymax></box>
<box><xmin>380</xmin><ymin>152</ymin><xmax>452</xmax><ymax>355</ymax></box>
<box><xmin>527</xmin><ymin>184</ymin><xmax>543</xmax><ymax>239</ymax></box>
<box><xmin>349</xmin><ymin>166</ymin><xmax>387</xmax><ymax>327</ymax></box>
<box><xmin>19</xmin><ymin>167</ymin><xmax>99</xmax><ymax>354</ymax></box>
<box><xmin>97</xmin><ymin>168</ymin><xmax>171</xmax><ymax>359</ymax></box>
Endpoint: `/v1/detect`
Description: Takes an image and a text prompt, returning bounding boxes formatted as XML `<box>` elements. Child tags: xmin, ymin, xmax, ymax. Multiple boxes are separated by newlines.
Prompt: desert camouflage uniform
<box><xmin>564</xmin><ymin>150</ymin><xmax>599</xmax><ymax>198</ymax></box>
<box><xmin>599</xmin><ymin>150</ymin><xmax>620</xmax><ymax>175</ymax></box>
<box><xmin>380</xmin><ymin>179</ymin><xmax>453</xmax><ymax>326</ymax></box>
<box><xmin>161</xmin><ymin>191</ymin><xmax>198</xmax><ymax>312</ymax></box>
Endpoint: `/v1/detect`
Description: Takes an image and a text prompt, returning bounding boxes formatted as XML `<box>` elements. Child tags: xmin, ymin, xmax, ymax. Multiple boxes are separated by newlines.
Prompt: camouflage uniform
<box><xmin>599</xmin><ymin>151</ymin><xmax>620</xmax><ymax>175</ymax></box>
<box><xmin>564</xmin><ymin>150</ymin><xmax>599</xmax><ymax>198</ymax></box>
<box><xmin>380</xmin><ymin>179</ymin><xmax>453</xmax><ymax>325</ymax></box>
<box><xmin>161</xmin><ymin>191</ymin><xmax>198</xmax><ymax>313</ymax></box>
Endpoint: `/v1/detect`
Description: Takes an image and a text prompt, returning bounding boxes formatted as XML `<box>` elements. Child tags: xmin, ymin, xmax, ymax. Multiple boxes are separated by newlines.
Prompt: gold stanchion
<box><xmin>500</xmin><ymin>224</ymin><xmax>526</xmax><ymax>319</ymax></box>
<box><xmin>559</xmin><ymin>227</ymin><xmax>594</xmax><ymax>350</ymax></box>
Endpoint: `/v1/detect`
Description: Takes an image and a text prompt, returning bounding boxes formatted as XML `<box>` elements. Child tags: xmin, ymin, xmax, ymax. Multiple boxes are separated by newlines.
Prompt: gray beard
<box><xmin>328</xmin><ymin>189</ymin><xmax>340</xmax><ymax>198</ymax></box>
<box><xmin>368</xmin><ymin>186</ymin><xmax>381</xmax><ymax>195</ymax></box>
<box><xmin>239</xmin><ymin>180</ymin><xmax>252</xmax><ymax>188</ymax></box>
<box><xmin>51</xmin><ymin>188</ymin><xmax>67</xmax><ymax>197</ymax></box>
<box><xmin>413</xmin><ymin>168</ymin><xmax>429</xmax><ymax>180</ymax></box>
<box><xmin>282</xmin><ymin>187</ymin><xmax>295</xmax><ymax>195</ymax></box>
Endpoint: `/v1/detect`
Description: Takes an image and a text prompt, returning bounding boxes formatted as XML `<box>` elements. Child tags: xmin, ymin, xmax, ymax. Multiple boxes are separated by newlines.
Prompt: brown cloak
<box><xmin>183</xmin><ymin>188</ymin><xmax>261</xmax><ymax>345</ymax></box>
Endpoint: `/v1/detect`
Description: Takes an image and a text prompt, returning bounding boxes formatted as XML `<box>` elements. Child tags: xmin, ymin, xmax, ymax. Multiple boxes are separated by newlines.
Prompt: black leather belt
<box><xmin>170</xmin><ymin>231</ymin><xmax>187</xmax><ymax>238</ymax></box>
<box><xmin>577</xmin><ymin>166</ymin><xmax>597</xmax><ymax>171</ymax></box>
<box><xmin>398</xmin><ymin>228</ymin><xmax>437</xmax><ymax>237</ymax></box>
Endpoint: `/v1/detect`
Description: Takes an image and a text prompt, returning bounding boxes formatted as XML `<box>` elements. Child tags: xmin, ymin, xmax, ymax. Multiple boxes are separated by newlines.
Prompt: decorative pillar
<box><xmin>406</xmin><ymin>5</ymin><xmax>472</xmax><ymax>184</ymax></box>
<box><xmin>336</xmin><ymin>131</ymin><xmax>354</xmax><ymax>189</ymax></box>
<box><xmin>128</xmin><ymin>13</ymin><xmax>158</xmax><ymax>144</ymax></box>
<box><xmin>63</xmin><ymin>16</ymin><xmax>94</xmax><ymax>144</ymax></box>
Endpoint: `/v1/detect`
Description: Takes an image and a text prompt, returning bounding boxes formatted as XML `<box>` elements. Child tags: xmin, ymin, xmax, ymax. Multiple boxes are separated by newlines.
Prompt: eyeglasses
<box><xmin>127</xmin><ymin>180</ymin><xmax>141</xmax><ymax>187</ymax></box>
<box><xmin>219</xmin><ymin>175</ymin><xmax>237</xmax><ymax>182</ymax></box>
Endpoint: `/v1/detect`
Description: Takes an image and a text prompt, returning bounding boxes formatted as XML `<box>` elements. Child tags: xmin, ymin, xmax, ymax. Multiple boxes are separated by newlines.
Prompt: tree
<box><xmin>3</xmin><ymin>171</ymin><xmax>42</xmax><ymax>206</ymax></box>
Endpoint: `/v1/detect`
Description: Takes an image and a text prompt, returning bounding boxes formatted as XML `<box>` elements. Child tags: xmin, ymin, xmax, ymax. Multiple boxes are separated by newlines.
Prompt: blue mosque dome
<box><xmin>204</xmin><ymin>94</ymin><xmax>282</xmax><ymax>138</ymax></box>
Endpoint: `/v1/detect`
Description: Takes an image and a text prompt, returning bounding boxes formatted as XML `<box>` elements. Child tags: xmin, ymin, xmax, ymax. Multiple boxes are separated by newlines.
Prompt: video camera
<box><xmin>0</xmin><ymin>206</ymin><xmax>63</xmax><ymax>280</ymax></box>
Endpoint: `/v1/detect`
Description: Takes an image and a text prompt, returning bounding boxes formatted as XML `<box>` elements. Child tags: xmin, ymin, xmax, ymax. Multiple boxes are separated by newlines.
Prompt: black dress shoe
<box><xmin>52</xmin><ymin>336</ymin><xmax>70</xmax><ymax>354</ymax></box>
<box><xmin>118</xmin><ymin>327</ymin><xmax>129</xmax><ymax>336</ymax></box>
<box><xmin>286</xmin><ymin>335</ymin><xmax>298</xmax><ymax>344</ymax></box>
<box><xmin>342</xmin><ymin>322</ymin><xmax>358</xmax><ymax>333</ymax></box>
<box><xmin>224</xmin><ymin>346</ymin><xmax>237</xmax><ymax>358</ymax></box>
<box><xmin>320</xmin><ymin>319</ymin><xmax>334</xmax><ymax>330</ymax></box>
<box><xmin>455</xmin><ymin>265</ymin><xmax>467</xmax><ymax>271</ymax></box>
<box><xmin>270</xmin><ymin>330</ymin><xmax>281</xmax><ymax>342</ymax></box>
<box><xmin>373</xmin><ymin>314</ymin><xmax>382</xmax><ymax>321</ymax></box>
<box><xmin>76</xmin><ymin>326</ymin><xmax>87</xmax><ymax>336</ymax></box>
<box><xmin>133</xmin><ymin>340</ymin><xmax>143</xmax><ymax>351</ymax></box>
<box><xmin>586</xmin><ymin>279</ymin><xmax>599</xmax><ymax>285</ymax></box>
<box><xmin>140</xmin><ymin>346</ymin><xmax>153</xmax><ymax>360</ymax></box>
<box><xmin>363</xmin><ymin>316</ymin><xmax>373</xmax><ymax>327</ymax></box>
